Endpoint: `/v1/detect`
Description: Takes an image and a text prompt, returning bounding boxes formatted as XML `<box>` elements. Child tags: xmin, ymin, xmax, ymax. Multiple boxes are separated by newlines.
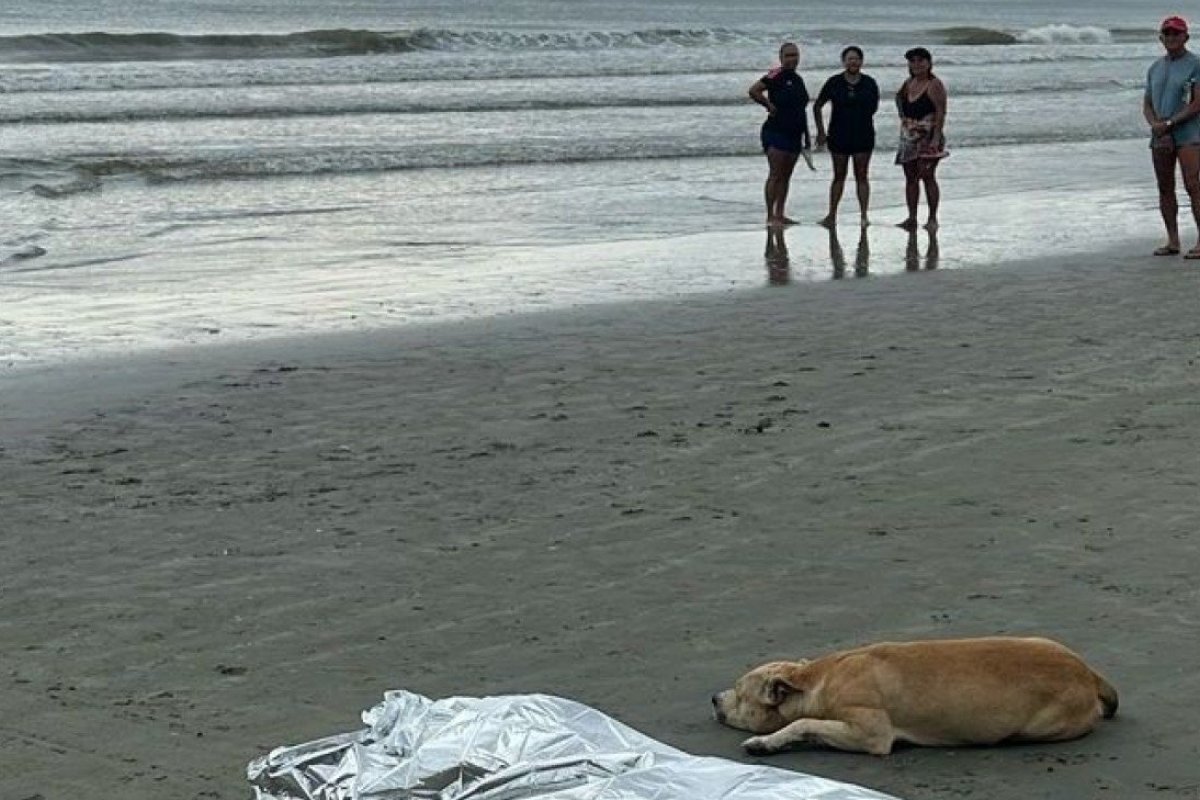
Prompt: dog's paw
<box><xmin>742</xmin><ymin>735</ymin><xmax>777</xmax><ymax>756</ymax></box>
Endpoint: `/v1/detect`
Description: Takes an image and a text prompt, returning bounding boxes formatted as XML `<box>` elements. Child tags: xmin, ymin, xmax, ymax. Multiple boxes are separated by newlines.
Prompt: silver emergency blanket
<box><xmin>247</xmin><ymin>690</ymin><xmax>900</xmax><ymax>800</ymax></box>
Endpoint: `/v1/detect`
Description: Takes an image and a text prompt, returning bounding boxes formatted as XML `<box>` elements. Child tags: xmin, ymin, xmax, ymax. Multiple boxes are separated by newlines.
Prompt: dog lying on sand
<box><xmin>712</xmin><ymin>636</ymin><xmax>1117</xmax><ymax>755</ymax></box>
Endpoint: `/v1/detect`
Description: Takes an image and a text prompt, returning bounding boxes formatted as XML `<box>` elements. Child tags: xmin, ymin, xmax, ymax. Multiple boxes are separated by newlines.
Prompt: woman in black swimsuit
<box><xmin>895</xmin><ymin>47</ymin><xmax>948</xmax><ymax>231</ymax></box>
<box><xmin>814</xmin><ymin>46</ymin><xmax>880</xmax><ymax>228</ymax></box>
<box><xmin>748</xmin><ymin>43</ymin><xmax>812</xmax><ymax>226</ymax></box>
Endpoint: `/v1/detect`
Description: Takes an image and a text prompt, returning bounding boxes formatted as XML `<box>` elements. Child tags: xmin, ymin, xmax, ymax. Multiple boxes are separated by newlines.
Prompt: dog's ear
<box><xmin>757</xmin><ymin>666</ymin><xmax>805</xmax><ymax>706</ymax></box>
<box><xmin>760</xmin><ymin>677</ymin><xmax>792</xmax><ymax>706</ymax></box>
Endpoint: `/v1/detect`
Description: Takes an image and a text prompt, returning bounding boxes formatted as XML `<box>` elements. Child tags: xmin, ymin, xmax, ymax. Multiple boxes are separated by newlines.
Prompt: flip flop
<box><xmin>1185</xmin><ymin>248</ymin><xmax>1200</xmax><ymax>259</ymax></box>
<box><xmin>1154</xmin><ymin>245</ymin><xmax>1181</xmax><ymax>256</ymax></box>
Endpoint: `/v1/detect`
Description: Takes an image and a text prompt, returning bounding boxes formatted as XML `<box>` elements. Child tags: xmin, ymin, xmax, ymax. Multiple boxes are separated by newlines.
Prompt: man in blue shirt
<box><xmin>1144</xmin><ymin>15</ymin><xmax>1200</xmax><ymax>257</ymax></box>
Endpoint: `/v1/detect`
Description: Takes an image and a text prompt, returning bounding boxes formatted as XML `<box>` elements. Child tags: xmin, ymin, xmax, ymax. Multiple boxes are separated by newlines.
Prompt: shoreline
<box><xmin>2</xmin><ymin>138</ymin><xmax>1160</xmax><ymax>370</ymax></box>
<box><xmin>5</xmin><ymin>242</ymin><xmax>1200</xmax><ymax>800</ymax></box>
<box><xmin>0</xmin><ymin>234</ymin><xmax>1151</xmax><ymax>438</ymax></box>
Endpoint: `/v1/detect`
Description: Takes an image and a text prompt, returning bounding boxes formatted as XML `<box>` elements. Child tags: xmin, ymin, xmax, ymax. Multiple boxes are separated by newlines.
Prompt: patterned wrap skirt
<box><xmin>895</xmin><ymin>118</ymin><xmax>948</xmax><ymax>165</ymax></box>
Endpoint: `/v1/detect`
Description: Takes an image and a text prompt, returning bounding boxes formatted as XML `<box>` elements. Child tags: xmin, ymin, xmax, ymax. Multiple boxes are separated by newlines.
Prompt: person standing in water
<box><xmin>1144</xmin><ymin>15</ymin><xmax>1200</xmax><ymax>258</ymax></box>
<box><xmin>894</xmin><ymin>47</ymin><xmax>948</xmax><ymax>231</ymax></box>
<box><xmin>814</xmin><ymin>46</ymin><xmax>880</xmax><ymax>228</ymax></box>
<box><xmin>748</xmin><ymin>42</ymin><xmax>811</xmax><ymax>226</ymax></box>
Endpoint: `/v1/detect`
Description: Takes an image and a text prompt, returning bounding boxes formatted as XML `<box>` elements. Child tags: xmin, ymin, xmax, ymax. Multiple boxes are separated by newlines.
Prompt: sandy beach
<box><xmin>4</xmin><ymin>242</ymin><xmax>1200</xmax><ymax>800</ymax></box>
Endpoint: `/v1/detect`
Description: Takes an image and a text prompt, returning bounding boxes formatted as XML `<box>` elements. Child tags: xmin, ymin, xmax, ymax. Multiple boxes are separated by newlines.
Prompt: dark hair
<box><xmin>841</xmin><ymin>45</ymin><xmax>864</xmax><ymax>61</ymax></box>
<box><xmin>897</xmin><ymin>47</ymin><xmax>936</xmax><ymax>100</ymax></box>
<box><xmin>779</xmin><ymin>41</ymin><xmax>799</xmax><ymax>58</ymax></box>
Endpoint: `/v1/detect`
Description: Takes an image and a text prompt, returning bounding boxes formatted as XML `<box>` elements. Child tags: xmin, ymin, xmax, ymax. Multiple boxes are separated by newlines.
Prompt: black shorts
<box><xmin>761</xmin><ymin>126</ymin><xmax>809</xmax><ymax>154</ymax></box>
<box><xmin>828</xmin><ymin>133</ymin><xmax>875</xmax><ymax>156</ymax></box>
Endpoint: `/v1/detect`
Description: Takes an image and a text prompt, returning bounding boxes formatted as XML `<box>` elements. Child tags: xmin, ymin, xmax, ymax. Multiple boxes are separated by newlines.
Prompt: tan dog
<box><xmin>712</xmin><ymin>636</ymin><xmax>1117</xmax><ymax>755</ymax></box>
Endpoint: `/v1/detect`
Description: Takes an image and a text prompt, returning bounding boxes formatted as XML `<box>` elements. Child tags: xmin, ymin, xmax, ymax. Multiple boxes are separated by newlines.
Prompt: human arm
<box><xmin>748</xmin><ymin>78</ymin><xmax>775</xmax><ymax>116</ymax></box>
<box><xmin>1144</xmin><ymin>86</ymin><xmax>1200</xmax><ymax>137</ymax></box>
<box><xmin>1159</xmin><ymin>66</ymin><xmax>1200</xmax><ymax>135</ymax></box>
<box><xmin>799</xmin><ymin>79</ymin><xmax>812</xmax><ymax>149</ymax></box>
<box><xmin>1146</xmin><ymin>95</ymin><xmax>1171</xmax><ymax>137</ymax></box>
<box><xmin>1144</xmin><ymin>94</ymin><xmax>1177</xmax><ymax>146</ymax></box>
<box><xmin>927</xmin><ymin>78</ymin><xmax>948</xmax><ymax>137</ymax></box>
<box><xmin>1143</xmin><ymin>62</ymin><xmax>1163</xmax><ymax>129</ymax></box>
<box><xmin>894</xmin><ymin>79</ymin><xmax>908</xmax><ymax>127</ymax></box>
<box><xmin>813</xmin><ymin>77</ymin><xmax>831</xmax><ymax>147</ymax></box>
<box><xmin>1143</xmin><ymin>93</ymin><xmax>1158</xmax><ymax>126</ymax></box>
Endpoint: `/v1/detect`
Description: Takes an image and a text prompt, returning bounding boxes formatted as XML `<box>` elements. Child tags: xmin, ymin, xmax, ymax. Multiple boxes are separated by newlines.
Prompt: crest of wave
<box><xmin>1018</xmin><ymin>24</ymin><xmax>1112</xmax><ymax>45</ymax></box>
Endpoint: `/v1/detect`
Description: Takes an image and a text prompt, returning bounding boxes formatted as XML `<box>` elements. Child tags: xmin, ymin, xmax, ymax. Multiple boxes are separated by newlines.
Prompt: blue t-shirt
<box><xmin>1146</xmin><ymin>51</ymin><xmax>1200</xmax><ymax>145</ymax></box>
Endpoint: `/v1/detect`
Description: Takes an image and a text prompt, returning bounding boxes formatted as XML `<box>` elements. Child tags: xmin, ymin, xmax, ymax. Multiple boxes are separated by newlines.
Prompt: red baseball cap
<box><xmin>1161</xmin><ymin>15</ymin><xmax>1188</xmax><ymax>33</ymax></box>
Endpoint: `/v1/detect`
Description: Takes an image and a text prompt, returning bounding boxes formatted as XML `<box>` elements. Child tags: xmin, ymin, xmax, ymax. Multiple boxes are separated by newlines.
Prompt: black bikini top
<box><xmin>900</xmin><ymin>82</ymin><xmax>936</xmax><ymax>119</ymax></box>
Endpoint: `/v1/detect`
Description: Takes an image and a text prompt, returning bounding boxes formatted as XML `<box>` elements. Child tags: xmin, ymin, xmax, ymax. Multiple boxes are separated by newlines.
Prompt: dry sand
<box><xmin>3</xmin><ymin>245</ymin><xmax>1200</xmax><ymax>800</ymax></box>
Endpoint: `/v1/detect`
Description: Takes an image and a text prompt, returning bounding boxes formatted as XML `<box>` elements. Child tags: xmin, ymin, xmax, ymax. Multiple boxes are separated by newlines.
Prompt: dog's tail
<box><xmin>1094</xmin><ymin>671</ymin><xmax>1119</xmax><ymax>719</ymax></box>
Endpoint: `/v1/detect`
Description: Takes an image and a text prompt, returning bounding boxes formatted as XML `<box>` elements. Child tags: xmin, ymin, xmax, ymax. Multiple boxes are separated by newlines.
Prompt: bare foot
<box><xmin>924</xmin><ymin>219</ymin><xmax>939</xmax><ymax>232</ymax></box>
<box><xmin>780</xmin><ymin>216</ymin><xmax>798</xmax><ymax>226</ymax></box>
<box><xmin>896</xmin><ymin>218</ymin><xmax>918</xmax><ymax>231</ymax></box>
<box><xmin>817</xmin><ymin>215</ymin><xmax>835</xmax><ymax>229</ymax></box>
<box><xmin>1153</xmin><ymin>243</ymin><xmax>1181</xmax><ymax>256</ymax></box>
<box><xmin>860</xmin><ymin>215</ymin><xmax>870</xmax><ymax>228</ymax></box>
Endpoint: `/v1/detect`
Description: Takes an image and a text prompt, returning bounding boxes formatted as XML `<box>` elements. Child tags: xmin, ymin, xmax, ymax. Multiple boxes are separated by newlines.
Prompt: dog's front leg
<box><xmin>743</xmin><ymin>714</ymin><xmax>893</xmax><ymax>756</ymax></box>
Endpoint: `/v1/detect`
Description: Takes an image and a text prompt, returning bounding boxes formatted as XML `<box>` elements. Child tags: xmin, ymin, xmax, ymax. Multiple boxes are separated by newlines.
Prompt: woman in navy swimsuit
<box><xmin>894</xmin><ymin>47</ymin><xmax>949</xmax><ymax>231</ymax></box>
<box><xmin>748</xmin><ymin>43</ymin><xmax>812</xmax><ymax>226</ymax></box>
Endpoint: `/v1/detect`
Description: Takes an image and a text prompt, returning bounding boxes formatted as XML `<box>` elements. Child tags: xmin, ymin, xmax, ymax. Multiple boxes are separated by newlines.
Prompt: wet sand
<box><xmin>3</xmin><ymin>243</ymin><xmax>1200</xmax><ymax>800</ymax></box>
<box><xmin>0</xmin><ymin>139</ymin><xmax>1155</xmax><ymax>369</ymax></box>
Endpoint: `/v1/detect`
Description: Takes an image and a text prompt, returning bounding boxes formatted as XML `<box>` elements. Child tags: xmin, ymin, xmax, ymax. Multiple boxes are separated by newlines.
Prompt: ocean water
<box><xmin>0</xmin><ymin>1</ymin><xmax>1173</xmax><ymax>365</ymax></box>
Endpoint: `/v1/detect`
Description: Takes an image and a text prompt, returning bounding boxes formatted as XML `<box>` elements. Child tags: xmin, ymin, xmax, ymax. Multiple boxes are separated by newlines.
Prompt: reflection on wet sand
<box><xmin>828</xmin><ymin>226</ymin><xmax>870</xmax><ymax>279</ymax></box>
<box><xmin>904</xmin><ymin>228</ymin><xmax>940</xmax><ymax>272</ymax></box>
<box><xmin>764</xmin><ymin>227</ymin><xmax>790</xmax><ymax>285</ymax></box>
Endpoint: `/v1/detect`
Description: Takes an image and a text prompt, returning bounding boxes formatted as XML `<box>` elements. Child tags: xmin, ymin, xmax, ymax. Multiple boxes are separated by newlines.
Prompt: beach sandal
<box><xmin>1185</xmin><ymin>247</ymin><xmax>1200</xmax><ymax>259</ymax></box>
<box><xmin>1154</xmin><ymin>245</ymin><xmax>1180</xmax><ymax>256</ymax></box>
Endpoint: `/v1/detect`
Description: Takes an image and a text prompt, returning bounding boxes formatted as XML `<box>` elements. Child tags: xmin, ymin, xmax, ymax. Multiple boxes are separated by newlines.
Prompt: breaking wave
<box><xmin>0</xmin><ymin>27</ymin><xmax>768</xmax><ymax>63</ymax></box>
<box><xmin>0</xmin><ymin>23</ymin><xmax>1138</xmax><ymax>66</ymax></box>
<box><xmin>931</xmin><ymin>24</ymin><xmax>1117</xmax><ymax>46</ymax></box>
<box><xmin>1018</xmin><ymin>25</ymin><xmax>1114</xmax><ymax>45</ymax></box>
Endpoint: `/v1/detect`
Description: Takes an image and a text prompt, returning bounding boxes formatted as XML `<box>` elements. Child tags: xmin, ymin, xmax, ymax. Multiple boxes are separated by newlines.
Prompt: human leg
<box><xmin>1152</xmin><ymin>144</ymin><xmax>1181</xmax><ymax>253</ymax></box>
<box><xmin>763</xmin><ymin>151</ymin><xmax>777</xmax><ymax>224</ymax></box>
<box><xmin>820</xmin><ymin>153</ymin><xmax>849</xmax><ymax>227</ymax></box>
<box><xmin>920</xmin><ymin>160</ymin><xmax>941</xmax><ymax>231</ymax></box>
<box><xmin>1176</xmin><ymin>145</ymin><xmax>1200</xmax><ymax>256</ymax></box>
<box><xmin>769</xmin><ymin>149</ymin><xmax>799</xmax><ymax>224</ymax></box>
<box><xmin>852</xmin><ymin>151</ymin><xmax>872</xmax><ymax>226</ymax></box>
<box><xmin>897</xmin><ymin>162</ymin><xmax>920</xmax><ymax>229</ymax></box>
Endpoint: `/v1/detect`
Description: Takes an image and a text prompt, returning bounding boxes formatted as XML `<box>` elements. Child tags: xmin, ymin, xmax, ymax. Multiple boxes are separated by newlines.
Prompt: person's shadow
<box><xmin>829</xmin><ymin>226</ymin><xmax>870</xmax><ymax>279</ymax></box>
<box><xmin>904</xmin><ymin>228</ymin><xmax>940</xmax><ymax>272</ymax></box>
<box><xmin>765</xmin><ymin>227</ymin><xmax>790</xmax><ymax>285</ymax></box>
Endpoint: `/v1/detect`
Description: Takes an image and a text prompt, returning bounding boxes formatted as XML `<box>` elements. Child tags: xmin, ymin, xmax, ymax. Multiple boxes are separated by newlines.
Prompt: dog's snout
<box><xmin>711</xmin><ymin>692</ymin><xmax>728</xmax><ymax>723</ymax></box>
